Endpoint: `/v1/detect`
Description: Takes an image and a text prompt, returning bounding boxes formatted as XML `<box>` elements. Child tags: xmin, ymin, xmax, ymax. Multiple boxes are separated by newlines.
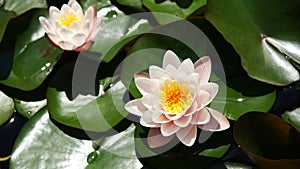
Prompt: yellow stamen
<box><xmin>59</xmin><ymin>13</ymin><xmax>79</xmax><ymax>28</ymax></box>
<box><xmin>160</xmin><ymin>80</ymin><xmax>192</xmax><ymax>115</ymax></box>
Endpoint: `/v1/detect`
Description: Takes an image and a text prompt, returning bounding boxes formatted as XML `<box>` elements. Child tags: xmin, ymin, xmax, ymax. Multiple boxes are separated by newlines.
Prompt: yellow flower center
<box><xmin>59</xmin><ymin>13</ymin><xmax>79</xmax><ymax>28</ymax></box>
<box><xmin>160</xmin><ymin>80</ymin><xmax>192</xmax><ymax>115</ymax></box>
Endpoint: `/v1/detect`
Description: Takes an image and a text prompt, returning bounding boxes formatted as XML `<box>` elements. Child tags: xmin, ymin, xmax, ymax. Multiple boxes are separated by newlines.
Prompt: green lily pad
<box><xmin>282</xmin><ymin>107</ymin><xmax>300</xmax><ymax>133</ymax></box>
<box><xmin>0</xmin><ymin>8</ymin><xmax>16</xmax><ymax>43</ymax></box>
<box><xmin>142</xmin><ymin>0</ymin><xmax>206</xmax><ymax>19</ymax></box>
<box><xmin>205</xmin><ymin>0</ymin><xmax>300</xmax><ymax>85</ymax></box>
<box><xmin>47</xmin><ymin>81</ymin><xmax>129</xmax><ymax>133</ymax></box>
<box><xmin>0</xmin><ymin>90</ymin><xmax>14</xmax><ymax>125</ymax></box>
<box><xmin>4</xmin><ymin>0</ymin><xmax>47</xmax><ymax>16</ymax></box>
<box><xmin>0</xmin><ymin>37</ymin><xmax>62</xmax><ymax>90</ymax></box>
<box><xmin>90</xmin><ymin>8</ymin><xmax>152</xmax><ymax>63</ymax></box>
<box><xmin>14</xmin><ymin>99</ymin><xmax>47</xmax><ymax>119</ymax></box>
<box><xmin>80</xmin><ymin>0</ymin><xmax>111</xmax><ymax>11</ymax></box>
<box><xmin>234</xmin><ymin>112</ymin><xmax>300</xmax><ymax>169</ymax></box>
<box><xmin>210</xmin><ymin>79</ymin><xmax>276</xmax><ymax>121</ymax></box>
<box><xmin>10</xmin><ymin>108</ymin><xmax>142</xmax><ymax>169</ymax></box>
<box><xmin>115</xmin><ymin>0</ymin><xmax>144</xmax><ymax>12</ymax></box>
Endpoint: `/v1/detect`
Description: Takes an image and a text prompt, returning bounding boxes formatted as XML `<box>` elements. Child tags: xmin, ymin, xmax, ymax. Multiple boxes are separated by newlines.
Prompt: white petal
<box><xmin>163</xmin><ymin>50</ymin><xmax>181</xmax><ymax>69</ymax></box>
<box><xmin>174</xmin><ymin>115</ymin><xmax>192</xmax><ymax>127</ymax></box>
<box><xmin>71</xmin><ymin>0</ymin><xmax>83</xmax><ymax>18</ymax></box>
<box><xmin>165</xmin><ymin>65</ymin><xmax>179</xmax><ymax>78</ymax></box>
<box><xmin>58</xmin><ymin>41</ymin><xmax>75</xmax><ymax>50</ymax></box>
<box><xmin>152</xmin><ymin>111</ymin><xmax>170</xmax><ymax>123</ymax></box>
<box><xmin>149</xmin><ymin>66</ymin><xmax>173</xmax><ymax>80</ymax></box>
<box><xmin>194</xmin><ymin>56</ymin><xmax>211</xmax><ymax>84</ymax></box>
<box><xmin>147</xmin><ymin>128</ymin><xmax>175</xmax><ymax>148</ymax></box>
<box><xmin>178</xmin><ymin>58</ymin><xmax>195</xmax><ymax>74</ymax></box>
<box><xmin>176</xmin><ymin>125</ymin><xmax>197</xmax><ymax>146</ymax></box>
<box><xmin>198</xmin><ymin>82</ymin><xmax>219</xmax><ymax>107</ymax></box>
<box><xmin>71</xmin><ymin>33</ymin><xmax>86</xmax><ymax>46</ymax></box>
<box><xmin>184</xmin><ymin>101</ymin><xmax>198</xmax><ymax>116</ymax></box>
<box><xmin>47</xmin><ymin>33</ymin><xmax>61</xmax><ymax>45</ymax></box>
<box><xmin>161</xmin><ymin>122</ymin><xmax>180</xmax><ymax>137</ymax></box>
<box><xmin>197</xmin><ymin>90</ymin><xmax>211</xmax><ymax>110</ymax></box>
<box><xmin>39</xmin><ymin>17</ymin><xmax>53</xmax><ymax>34</ymax></box>
<box><xmin>190</xmin><ymin>108</ymin><xmax>210</xmax><ymax>125</ymax></box>
<box><xmin>134</xmin><ymin>72</ymin><xmax>150</xmax><ymax>79</ymax></box>
<box><xmin>198</xmin><ymin>108</ymin><xmax>230</xmax><ymax>131</ymax></box>
<box><xmin>140</xmin><ymin>111</ymin><xmax>160</xmax><ymax>128</ymax></box>
<box><xmin>57</xmin><ymin>26</ymin><xmax>74</xmax><ymax>41</ymax></box>
<box><xmin>188</xmin><ymin>73</ymin><xmax>200</xmax><ymax>87</ymax></box>
<box><xmin>135</xmin><ymin>77</ymin><xmax>159</xmax><ymax>96</ymax></box>
<box><xmin>49</xmin><ymin>6</ymin><xmax>60</xmax><ymax>20</ymax></box>
<box><xmin>61</xmin><ymin>4</ymin><xmax>73</xmax><ymax>14</ymax></box>
<box><xmin>124</xmin><ymin>99</ymin><xmax>147</xmax><ymax>116</ymax></box>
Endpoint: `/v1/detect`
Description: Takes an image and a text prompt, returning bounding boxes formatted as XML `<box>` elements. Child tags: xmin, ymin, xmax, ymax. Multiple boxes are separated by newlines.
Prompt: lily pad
<box><xmin>0</xmin><ymin>8</ymin><xmax>16</xmax><ymax>43</ymax></box>
<box><xmin>0</xmin><ymin>37</ymin><xmax>62</xmax><ymax>90</ymax></box>
<box><xmin>47</xmin><ymin>81</ymin><xmax>129</xmax><ymax>133</ymax></box>
<box><xmin>4</xmin><ymin>0</ymin><xmax>47</xmax><ymax>16</ymax></box>
<box><xmin>80</xmin><ymin>0</ymin><xmax>111</xmax><ymax>11</ymax></box>
<box><xmin>205</xmin><ymin>0</ymin><xmax>300</xmax><ymax>85</ymax></box>
<box><xmin>14</xmin><ymin>99</ymin><xmax>47</xmax><ymax>118</ymax></box>
<box><xmin>10</xmin><ymin>108</ymin><xmax>142</xmax><ymax>169</ymax></box>
<box><xmin>211</xmin><ymin>79</ymin><xmax>276</xmax><ymax>121</ymax></box>
<box><xmin>142</xmin><ymin>0</ymin><xmax>206</xmax><ymax>19</ymax></box>
<box><xmin>282</xmin><ymin>107</ymin><xmax>300</xmax><ymax>133</ymax></box>
<box><xmin>234</xmin><ymin>112</ymin><xmax>300</xmax><ymax>169</ymax></box>
<box><xmin>0</xmin><ymin>90</ymin><xmax>14</xmax><ymax>125</ymax></box>
<box><xmin>115</xmin><ymin>0</ymin><xmax>144</xmax><ymax>12</ymax></box>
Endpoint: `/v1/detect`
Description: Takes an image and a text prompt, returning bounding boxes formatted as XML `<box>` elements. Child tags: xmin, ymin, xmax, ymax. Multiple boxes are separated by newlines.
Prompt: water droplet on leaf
<box><xmin>87</xmin><ymin>151</ymin><xmax>98</xmax><ymax>164</ymax></box>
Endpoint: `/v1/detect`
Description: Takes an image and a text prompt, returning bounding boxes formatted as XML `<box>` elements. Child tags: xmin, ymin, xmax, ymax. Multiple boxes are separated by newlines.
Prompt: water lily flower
<box><xmin>125</xmin><ymin>50</ymin><xmax>230</xmax><ymax>148</ymax></box>
<box><xmin>39</xmin><ymin>0</ymin><xmax>101</xmax><ymax>51</ymax></box>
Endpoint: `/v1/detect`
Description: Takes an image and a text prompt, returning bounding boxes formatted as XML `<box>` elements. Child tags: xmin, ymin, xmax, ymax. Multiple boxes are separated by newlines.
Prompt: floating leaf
<box><xmin>10</xmin><ymin>108</ymin><xmax>142</xmax><ymax>169</ymax></box>
<box><xmin>282</xmin><ymin>107</ymin><xmax>300</xmax><ymax>133</ymax></box>
<box><xmin>80</xmin><ymin>0</ymin><xmax>111</xmax><ymax>11</ymax></box>
<box><xmin>4</xmin><ymin>0</ymin><xmax>47</xmax><ymax>16</ymax></box>
<box><xmin>115</xmin><ymin>0</ymin><xmax>144</xmax><ymax>12</ymax></box>
<box><xmin>205</xmin><ymin>0</ymin><xmax>300</xmax><ymax>85</ymax></box>
<box><xmin>0</xmin><ymin>37</ymin><xmax>62</xmax><ymax>90</ymax></box>
<box><xmin>142</xmin><ymin>0</ymin><xmax>206</xmax><ymax>19</ymax></box>
<box><xmin>0</xmin><ymin>90</ymin><xmax>14</xmax><ymax>125</ymax></box>
<box><xmin>47</xmin><ymin>81</ymin><xmax>128</xmax><ymax>133</ymax></box>
<box><xmin>234</xmin><ymin>112</ymin><xmax>300</xmax><ymax>169</ymax></box>
<box><xmin>14</xmin><ymin>99</ymin><xmax>46</xmax><ymax>118</ymax></box>
<box><xmin>211</xmin><ymin>79</ymin><xmax>276</xmax><ymax>121</ymax></box>
<box><xmin>0</xmin><ymin>8</ymin><xmax>16</xmax><ymax>43</ymax></box>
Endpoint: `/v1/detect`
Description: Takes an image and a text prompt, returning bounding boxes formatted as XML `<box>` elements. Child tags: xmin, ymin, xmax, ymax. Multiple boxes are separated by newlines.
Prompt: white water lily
<box><xmin>39</xmin><ymin>0</ymin><xmax>101</xmax><ymax>51</ymax></box>
<box><xmin>125</xmin><ymin>50</ymin><xmax>230</xmax><ymax>148</ymax></box>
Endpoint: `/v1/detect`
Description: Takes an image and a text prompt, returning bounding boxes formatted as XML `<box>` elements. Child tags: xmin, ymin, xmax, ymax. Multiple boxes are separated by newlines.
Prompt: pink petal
<box><xmin>163</xmin><ymin>50</ymin><xmax>181</xmax><ymax>69</ymax></box>
<box><xmin>188</xmin><ymin>73</ymin><xmax>200</xmax><ymax>87</ymax></box>
<box><xmin>124</xmin><ymin>99</ymin><xmax>147</xmax><ymax>116</ymax></box>
<box><xmin>141</xmin><ymin>110</ymin><xmax>160</xmax><ymax>128</ymax></box>
<box><xmin>198</xmin><ymin>108</ymin><xmax>230</xmax><ymax>131</ymax></box>
<box><xmin>176</xmin><ymin>125</ymin><xmax>197</xmax><ymax>146</ymax></box>
<box><xmin>165</xmin><ymin>65</ymin><xmax>179</xmax><ymax>78</ymax></box>
<box><xmin>149</xmin><ymin>66</ymin><xmax>173</xmax><ymax>80</ymax></box>
<box><xmin>178</xmin><ymin>58</ymin><xmax>195</xmax><ymax>74</ymax></box>
<box><xmin>161</xmin><ymin>122</ymin><xmax>180</xmax><ymax>137</ymax></box>
<box><xmin>198</xmin><ymin>83</ymin><xmax>219</xmax><ymax>107</ymax></box>
<box><xmin>147</xmin><ymin>128</ymin><xmax>175</xmax><ymax>148</ymax></box>
<box><xmin>135</xmin><ymin>77</ymin><xmax>159</xmax><ymax>96</ymax></box>
<box><xmin>190</xmin><ymin>108</ymin><xmax>210</xmax><ymax>125</ymax></box>
<box><xmin>134</xmin><ymin>72</ymin><xmax>150</xmax><ymax>79</ymax></box>
<box><xmin>184</xmin><ymin>101</ymin><xmax>198</xmax><ymax>116</ymax></box>
<box><xmin>152</xmin><ymin>111</ymin><xmax>170</xmax><ymax>123</ymax></box>
<box><xmin>194</xmin><ymin>56</ymin><xmax>211</xmax><ymax>84</ymax></box>
<box><xmin>197</xmin><ymin>90</ymin><xmax>211</xmax><ymax>110</ymax></box>
<box><xmin>174</xmin><ymin>115</ymin><xmax>192</xmax><ymax>127</ymax></box>
<box><xmin>49</xmin><ymin>6</ymin><xmax>60</xmax><ymax>20</ymax></box>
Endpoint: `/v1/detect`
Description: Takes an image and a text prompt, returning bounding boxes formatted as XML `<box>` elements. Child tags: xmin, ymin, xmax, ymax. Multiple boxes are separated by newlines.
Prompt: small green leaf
<box><xmin>0</xmin><ymin>37</ymin><xmax>62</xmax><ymax>90</ymax></box>
<box><xmin>0</xmin><ymin>90</ymin><xmax>14</xmax><ymax>125</ymax></box>
<box><xmin>10</xmin><ymin>108</ymin><xmax>142</xmax><ymax>169</ymax></box>
<box><xmin>47</xmin><ymin>81</ymin><xmax>128</xmax><ymax>132</ymax></box>
<box><xmin>199</xmin><ymin>144</ymin><xmax>230</xmax><ymax>158</ymax></box>
<box><xmin>14</xmin><ymin>99</ymin><xmax>46</xmax><ymax>119</ymax></box>
<box><xmin>282</xmin><ymin>107</ymin><xmax>300</xmax><ymax>133</ymax></box>
<box><xmin>205</xmin><ymin>0</ymin><xmax>300</xmax><ymax>85</ymax></box>
<box><xmin>4</xmin><ymin>0</ymin><xmax>47</xmax><ymax>16</ymax></box>
<box><xmin>234</xmin><ymin>112</ymin><xmax>300</xmax><ymax>169</ymax></box>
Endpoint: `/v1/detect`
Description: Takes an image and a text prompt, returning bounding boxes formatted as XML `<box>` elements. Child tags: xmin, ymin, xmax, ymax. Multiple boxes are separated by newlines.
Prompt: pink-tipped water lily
<box><xmin>39</xmin><ymin>0</ymin><xmax>101</xmax><ymax>51</ymax></box>
<box><xmin>125</xmin><ymin>50</ymin><xmax>230</xmax><ymax>148</ymax></box>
